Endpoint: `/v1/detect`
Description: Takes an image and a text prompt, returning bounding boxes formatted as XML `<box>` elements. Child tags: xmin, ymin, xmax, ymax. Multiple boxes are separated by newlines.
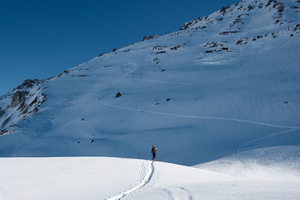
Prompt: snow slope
<box><xmin>1</xmin><ymin>146</ymin><xmax>300</xmax><ymax>199</ymax></box>
<box><xmin>0</xmin><ymin>0</ymin><xmax>299</xmax><ymax>166</ymax></box>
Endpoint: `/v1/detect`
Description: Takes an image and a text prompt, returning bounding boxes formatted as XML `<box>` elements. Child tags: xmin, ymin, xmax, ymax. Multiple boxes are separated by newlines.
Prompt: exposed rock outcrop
<box><xmin>143</xmin><ymin>34</ymin><xmax>159</xmax><ymax>41</ymax></box>
<box><xmin>0</xmin><ymin>107</ymin><xmax>4</xmax><ymax>118</ymax></box>
<box><xmin>17</xmin><ymin>79</ymin><xmax>40</xmax><ymax>90</ymax></box>
<box><xmin>0</xmin><ymin>129</ymin><xmax>10</xmax><ymax>135</ymax></box>
<box><xmin>1</xmin><ymin>116</ymin><xmax>10</xmax><ymax>128</ymax></box>
<box><xmin>10</xmin><ymin>91</ymin><xmax>29</xmax><ymax>108</ymax></box>
<box><xmin>116</xmin><ymin>92</ymin><xmax>122</xmax><ymax>98</ymax></box>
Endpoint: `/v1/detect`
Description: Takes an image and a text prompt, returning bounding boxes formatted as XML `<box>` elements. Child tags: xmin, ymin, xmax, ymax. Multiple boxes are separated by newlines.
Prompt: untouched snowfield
<box><xmin>1</xmin><ymin>146</ymin><xmax>300</xmax><ymax>199</ymax></box>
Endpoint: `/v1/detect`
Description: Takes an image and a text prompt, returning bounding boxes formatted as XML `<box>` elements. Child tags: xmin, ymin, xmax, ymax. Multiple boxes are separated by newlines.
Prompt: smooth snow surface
<box><xmin>1</xmin><ymin>146</ymin><xmax>300</xmax><ymax>199</ymax></box>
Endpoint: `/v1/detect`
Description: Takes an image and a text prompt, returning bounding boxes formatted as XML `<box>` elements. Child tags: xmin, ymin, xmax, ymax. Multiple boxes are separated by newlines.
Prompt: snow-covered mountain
<box><xmin>1</xmin><ymin>0</ymin><xmax>300</xmax><ymax>199</ymax></box>
<box><xmin>0</xmin><ymin>0</ymin><xmax>300</xmax><ymax>167</ymax></box>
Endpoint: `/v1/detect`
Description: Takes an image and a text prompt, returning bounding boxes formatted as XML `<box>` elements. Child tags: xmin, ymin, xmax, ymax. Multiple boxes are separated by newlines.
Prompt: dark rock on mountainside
<box><xmin>17</xmin><ymin>79</ymin><xmax>40</xmax><ymax>90</ymax></box>
<box><xmin>116</xmin><ymin>92</ymin><xmax>122</xmax><ymax>98</ymax></box>
<box><xmin>0</xmin><ymin>107</ymin><xmax>4</xmax><ymax>118</ymax></box>
<box><xmin>143</xmin><ymin>34</ymin><xmax>159</xmax><ymax>41</ymax></box>
<box><xmin>57</xmin><ymin>70</ymin><xmax>70</xmax><ymax>78</ymax></box>
<box><xmin>0</xmin><ymin>129</ymin><xmax>8</xmax><ymax>135</ymax></box>
<box><xmin>10</xmin><ymin>91</ymin><xmax>29</xmax><ymax>108</ymax></box>
<box><xmin>170</xmin><ymin>45</ymin><xmax>180</xmax><ymax>50</ymax></box>
<box><xmin>155</xmin><ymin>51</ymin><xmax>167</xmax><ymax>54</ymax></box>
<box><xmin>219</xmin><ymin>31</ymin><xmax>241</xmax><ymax>35</ymax></box>
<box><xmin>220</xmin><ymin>6</ymin><xmax>230</xmax><ymax>15</ymax></box>
<box><xmin>1</xmin><ymin>117</ymin><xmax>10</xmax><ymax>128</ymax></box>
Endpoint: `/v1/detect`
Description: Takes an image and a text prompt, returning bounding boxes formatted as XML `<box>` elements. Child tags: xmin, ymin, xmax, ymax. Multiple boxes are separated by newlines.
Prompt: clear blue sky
<box><xmin>0</xmin><ymin>0</ymin><xmax>239</xmax><ymax>95</ymax></box>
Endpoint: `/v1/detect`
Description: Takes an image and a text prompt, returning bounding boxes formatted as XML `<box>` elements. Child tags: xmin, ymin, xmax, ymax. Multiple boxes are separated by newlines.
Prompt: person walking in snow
<box><xmin>151</xmin><ymin>145</ymin><xmax>159</xmax><ymax>162</ymax></box>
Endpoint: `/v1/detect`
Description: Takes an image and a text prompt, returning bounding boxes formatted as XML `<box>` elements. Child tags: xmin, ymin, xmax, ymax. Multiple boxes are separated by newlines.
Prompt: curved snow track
<box><xmin>106</xmin><ymin>161</ymin><xmax>154</xmax><ymax>200</ymax></box>
<box><xmin>105</xmin><ymin>103</ymin><xmax>300</xmax><ymax>154</ymax></box>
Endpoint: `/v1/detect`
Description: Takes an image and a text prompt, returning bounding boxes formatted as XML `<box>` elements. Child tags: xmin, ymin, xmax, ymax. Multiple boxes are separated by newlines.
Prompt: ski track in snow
<box><xmin>164</xmin><ymin>187</ymin><xmax>193</xmax><ymax>200</ymax></box>
<box><xmin>131</xmin><ymin>78</ymin><xmax>193</xmax><ymax>86</ymax></box>
<box><xmin>105</xmin><ymin>103</ymin><xmax>300</xmax><ymax>153</ymax></box>
<box><xmin>0</xmin><ymin>186</ymin><xmax>6</xmax><ymax>199</ymax></box>
<box><xmin>235</xmin><ymin>128</ymin><xmax>299</xmax><ymax>153</ymax></box>
<box><xmin>104</xmin><ymin>103</ymin><xmax>299</xmax><ymax>129</ymax></box>
<box><xmin>105</xmin><ymin>161</ymin><xmax>154</xmax><ymax>200</ymax></box>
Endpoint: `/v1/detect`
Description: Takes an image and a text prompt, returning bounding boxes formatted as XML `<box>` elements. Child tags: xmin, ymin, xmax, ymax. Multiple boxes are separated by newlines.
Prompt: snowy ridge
<box><xmin>181</xmin><ymin>0</ymin><xmax>299</xmax><ymax>31</ymax></box>
<box><xmin>196</xmin><ymin>145</ymin><xmax>300</xmax><ymax>179</ymax></box>
<box><xmin>1</xmin><ymin>153</ymin><xmax>300</xmax><ymax>199</ymax></box>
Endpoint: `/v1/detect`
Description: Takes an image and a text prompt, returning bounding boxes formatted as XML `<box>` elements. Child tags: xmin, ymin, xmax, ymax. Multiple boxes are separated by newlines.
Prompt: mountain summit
<box><xmin>0</xmin><ymin>0</ymin><xmax>299</xmax><ymax>165</ymax></box>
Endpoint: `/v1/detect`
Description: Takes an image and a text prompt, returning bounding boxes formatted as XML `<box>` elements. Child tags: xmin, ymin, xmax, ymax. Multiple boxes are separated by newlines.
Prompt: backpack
<box><xmin>151</xmin><ymin>146</ymin><xmax>156</xmax><ymax>153</ymax></box>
